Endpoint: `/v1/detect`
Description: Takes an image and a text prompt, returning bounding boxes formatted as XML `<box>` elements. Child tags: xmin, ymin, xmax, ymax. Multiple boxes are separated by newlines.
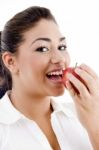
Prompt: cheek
<box><xmin>27</xmin><ymin>56</ymin><xmax>49</xmax><ymax>77</ymax></box>
<box><xmin>67</xmin><ymin>53</ymin><xmax>71</xmax><ymax>65</ymax></box>
<box><xmin>64</xmin><ymin>52</ymin><xmax>71</xmax><ymax>66</ymax></box>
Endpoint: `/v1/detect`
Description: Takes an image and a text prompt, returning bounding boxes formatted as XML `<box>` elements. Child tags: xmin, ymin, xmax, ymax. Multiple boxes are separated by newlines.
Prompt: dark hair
<box><xmin>0</xmin><ymin>32</ymin><xmax>6</xmax><ymax>98</ymax></box>
<box><xmin>0</xmin><ymin>6</ymin><xmax>56</xmax><ymax>92</ymax></box>
<box><xmin>1</xmin><ymin>6</ymin><xmax>56</xmax><ymax>53</ymax></box>
<box><xmin>0</xmin><ymin>31</ymin><xmax>12</xmax><ymax>97</ymax></box>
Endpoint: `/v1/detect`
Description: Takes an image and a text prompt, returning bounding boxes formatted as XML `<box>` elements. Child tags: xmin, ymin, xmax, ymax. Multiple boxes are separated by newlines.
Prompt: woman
<box><xmin>0</xmin><ymin>6</ymin><xmax>99</xmax><ymax>150</ymax></box>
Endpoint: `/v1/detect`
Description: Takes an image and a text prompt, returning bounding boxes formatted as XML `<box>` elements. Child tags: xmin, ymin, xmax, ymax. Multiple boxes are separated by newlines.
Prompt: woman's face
<box><xmin>15</xmin><ymin>19</ymin><xmax>70</xmax><ymax>97</ymax></box>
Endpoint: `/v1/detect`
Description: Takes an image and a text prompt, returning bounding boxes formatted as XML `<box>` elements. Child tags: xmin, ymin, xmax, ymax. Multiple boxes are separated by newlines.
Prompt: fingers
<box><xmin>75</xmin><ymin>66</ymin><xmax>99</xmax><ymax>94</ymax></box>
<box><xmin>65</xmin><ymin>63</ymin><xmax>99</xmax><ymax>101</ymax></box>
<box><xmin>79</xmin><ymin>64</ymin><xmax>98</xmax><ymax>79</ymax></box>
<box><xmin>66</xmin><ymin>81</ymin><xmax>77</xmax><ymax>97</ymax></box>
<box><xmin>66</xmin><ymin>73</ymin><xmax>90</xmax><ymax>98</ymax></box>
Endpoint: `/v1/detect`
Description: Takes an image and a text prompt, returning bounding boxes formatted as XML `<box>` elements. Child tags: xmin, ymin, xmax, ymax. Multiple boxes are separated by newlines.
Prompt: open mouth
<box><xmin>46</xmin><ymin>70</ymin><xmax>63</xmax><ymax>82</ymax></box>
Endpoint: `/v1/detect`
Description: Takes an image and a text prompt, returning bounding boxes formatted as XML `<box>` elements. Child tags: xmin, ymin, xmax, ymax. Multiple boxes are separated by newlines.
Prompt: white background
<box><xmin>0</xmin><ymin>0</ymin><xmax>99</xmax><ymax>102</ymax></box>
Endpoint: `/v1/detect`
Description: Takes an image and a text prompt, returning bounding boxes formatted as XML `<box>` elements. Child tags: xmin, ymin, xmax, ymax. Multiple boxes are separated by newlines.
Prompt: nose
<box><xmin>50</xmin><ymin>49</ymin><xmax>66</xmax><ymax>64</ymax></box>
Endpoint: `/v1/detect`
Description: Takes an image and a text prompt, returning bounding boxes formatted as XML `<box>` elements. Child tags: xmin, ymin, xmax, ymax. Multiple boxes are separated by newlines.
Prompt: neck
<box><xmin>9</xmin><ymin>89</ymin><xmax>53</xmax><ymax>121</ymax></box>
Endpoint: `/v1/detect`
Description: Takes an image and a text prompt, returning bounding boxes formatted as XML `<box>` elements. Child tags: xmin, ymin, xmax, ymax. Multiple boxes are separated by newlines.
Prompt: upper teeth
<box><xmin>47</xmin><ymin>70</ymin><xmax>63</xmax><ymax>76</ymax></box>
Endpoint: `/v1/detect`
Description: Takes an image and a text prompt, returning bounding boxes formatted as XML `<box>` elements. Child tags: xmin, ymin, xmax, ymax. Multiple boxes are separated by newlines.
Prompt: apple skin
<box><xmin>62</xmin><ymin>67</ymin><xmax>84</xmax><ymax>93</ymax></box>
<box><xmin>62</xmin><ymin>67</ymin><xmax>81</xmax><ymax>83</ymax></box>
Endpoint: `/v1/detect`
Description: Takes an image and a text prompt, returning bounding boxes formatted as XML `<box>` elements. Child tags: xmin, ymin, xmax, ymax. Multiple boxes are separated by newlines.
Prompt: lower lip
<box><xmin>46</xmin><ymin>76</ymin><xmax>63</xmax><ymax>84</ymax></box>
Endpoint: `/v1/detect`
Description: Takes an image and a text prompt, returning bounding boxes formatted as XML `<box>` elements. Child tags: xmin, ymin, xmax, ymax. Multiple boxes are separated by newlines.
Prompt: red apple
<box><xmin>62</xmin><ymin>67</ymin><xmax>84</xmax><ymax>93</ymax></box>
<box><xmin>62</xmin><ymin>67</ymin><xmax>81</xmax><ymax>83</ymax></box>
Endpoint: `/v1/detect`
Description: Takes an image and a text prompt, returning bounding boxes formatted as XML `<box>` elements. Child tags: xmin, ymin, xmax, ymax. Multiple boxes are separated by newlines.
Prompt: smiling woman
<box><xmin>0</xmin><ymin>6</ymin><xmax>99</xmax><ymax>150</ymax></box>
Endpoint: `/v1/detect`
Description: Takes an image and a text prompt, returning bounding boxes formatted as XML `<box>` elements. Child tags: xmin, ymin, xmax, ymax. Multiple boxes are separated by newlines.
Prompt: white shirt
<box><xmin>0</xmin><ymin>93</ymin><xmax>93</xmax><ymax>150</ymax></box>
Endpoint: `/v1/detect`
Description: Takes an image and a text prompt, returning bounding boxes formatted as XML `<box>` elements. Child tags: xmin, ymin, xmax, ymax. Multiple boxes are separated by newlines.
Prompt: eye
<box><xmin>36</xmin><ymin>46</ymin><xmax>49</xmax><ymax>52</ymax></box>
<box><xmin>58</xmin><ymin>44</ymin><xmax>67</xmax><ymax>51</ymax></box>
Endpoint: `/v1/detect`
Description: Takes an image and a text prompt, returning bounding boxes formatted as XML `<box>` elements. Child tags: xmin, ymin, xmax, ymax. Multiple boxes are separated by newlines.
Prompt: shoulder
<box><xmin>0</xmin><ymin>123</ymin><xmax>6</xmax><ymax>149</ymax></box>
<box><xmin>0</xmin><ymin>96</ymin><xmax>7</xmax><ymax>147</ymax></box>
<box><xmin>0</xmin><ymin>92</ymin><xmax>22</xmax><ymax>125</ymax></box>
<box><xmin>0</xmin><ymin>124</ymin><xmax>3</xmax><ymax>138</ymax></box>
<box><xmin>0</xmin><ymin>94</ymin><xmax>8</xmax><ymax>123</ymax></box>
<box><xmin>0</xmin><ymin>123</ymin><xmax>9</xmax><ymax>150</ymax></box>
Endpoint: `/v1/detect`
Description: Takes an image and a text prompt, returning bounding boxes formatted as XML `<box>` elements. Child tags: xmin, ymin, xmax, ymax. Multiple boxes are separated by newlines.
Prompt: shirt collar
<box><xmin>0</xmin><ymin>92</ymin><xmax>23</xmax><ymax>125</ymax></box>
<box><xmin>51</xmin><ymin>98</ymin><xmax>77</xmax><ymax>118</ymax></box>
<box><xmin>0</xmin><ymin>93</ymin><xmax>76</xmax><ymax>125</ymax></box>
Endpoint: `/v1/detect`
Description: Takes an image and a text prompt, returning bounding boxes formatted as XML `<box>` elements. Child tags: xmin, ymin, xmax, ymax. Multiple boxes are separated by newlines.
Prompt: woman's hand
<box><xmin>65</xmin><ymin>63</ymin><xmax>99</xmax><ymax>150</ymax></box>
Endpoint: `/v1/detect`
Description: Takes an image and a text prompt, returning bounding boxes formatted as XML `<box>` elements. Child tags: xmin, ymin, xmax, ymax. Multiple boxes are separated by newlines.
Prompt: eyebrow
<box><xmin>31</xmin><ymin>37</ymin><xmax>66</xmax><ymax>45</ymax></box>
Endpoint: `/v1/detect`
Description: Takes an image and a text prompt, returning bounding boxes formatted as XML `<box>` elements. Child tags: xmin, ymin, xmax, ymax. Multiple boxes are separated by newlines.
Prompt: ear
<box><xmin>2</xmin><ymin>52</ymin><xmax>19</xmax><ymax>74</ymax></box>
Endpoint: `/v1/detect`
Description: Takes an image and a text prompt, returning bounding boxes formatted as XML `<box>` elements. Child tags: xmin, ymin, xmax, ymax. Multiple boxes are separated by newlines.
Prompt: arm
<box><xmin>87</xmin><ymin>126</ymin><xmax>99</xmax><ymax>150</ymax></box>
<box><xmin>66</xmin><ymin>63</ymin><xmax>99</xmax><ymax>150</ymax></box>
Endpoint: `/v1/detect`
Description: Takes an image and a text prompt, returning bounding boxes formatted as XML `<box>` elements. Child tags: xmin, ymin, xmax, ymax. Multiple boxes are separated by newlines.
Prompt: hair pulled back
<box><xmin>0</xmin><ymin>6</ymin><xmax>56</xmax><ymax>93</ymax></box>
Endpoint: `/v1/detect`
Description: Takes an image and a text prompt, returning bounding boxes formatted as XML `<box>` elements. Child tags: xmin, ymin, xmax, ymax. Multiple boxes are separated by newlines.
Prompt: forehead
<box><xmin>22</xmin><ymin>19</ymin><xmax>63</xmax><ymax>41</ymax></box>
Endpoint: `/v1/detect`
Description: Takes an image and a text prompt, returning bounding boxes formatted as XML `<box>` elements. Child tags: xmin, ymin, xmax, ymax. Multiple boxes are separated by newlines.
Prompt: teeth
<box><xmin>48</xmin><ymin>70</ymin><xmax>63</xmax><ymax>76</ymax></box>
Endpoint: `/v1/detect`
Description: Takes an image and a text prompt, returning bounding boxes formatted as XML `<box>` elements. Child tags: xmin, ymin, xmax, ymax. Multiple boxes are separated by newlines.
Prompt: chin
<box><xmin>52</xmin><ymin>88</ymin><xmax>65</xmax><ymax>97</ymax></box>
